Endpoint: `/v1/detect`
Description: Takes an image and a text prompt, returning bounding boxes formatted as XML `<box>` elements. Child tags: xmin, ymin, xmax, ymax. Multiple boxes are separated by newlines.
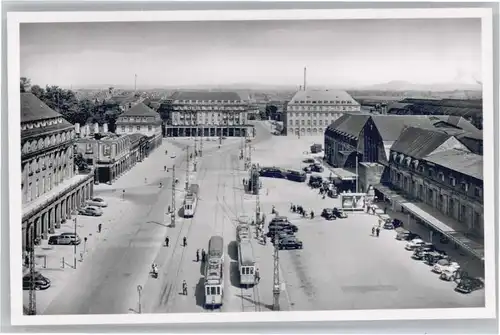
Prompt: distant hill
<box><xmin>359</xmin><ymin>80</ymin><xmax>482</xmax><ymax>92</ymax></box>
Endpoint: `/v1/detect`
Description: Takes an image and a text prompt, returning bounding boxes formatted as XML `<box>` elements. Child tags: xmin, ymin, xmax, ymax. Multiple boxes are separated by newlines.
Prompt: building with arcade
<box><xmin>165</xmin><ymin>91</ymin><xmax>253</xmax><ymax>138</ymax></box>
<box><xmin>21</xmin><ymin>93</ymin><xmax>94</xmax><ymax>253</ymax></box>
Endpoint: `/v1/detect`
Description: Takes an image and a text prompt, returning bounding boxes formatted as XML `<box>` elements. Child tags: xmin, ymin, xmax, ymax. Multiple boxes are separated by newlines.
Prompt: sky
<box><xmin>20</xmin><ymin>19</ymin><xmax>482</xmax><ymax>89</ymax></box>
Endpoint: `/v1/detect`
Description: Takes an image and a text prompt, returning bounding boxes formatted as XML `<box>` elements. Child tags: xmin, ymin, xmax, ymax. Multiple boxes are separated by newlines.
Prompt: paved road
<box><xmin>44</xmin><ymin>142</ymin><xmax>189</xmax><ymax>315</ymax></box>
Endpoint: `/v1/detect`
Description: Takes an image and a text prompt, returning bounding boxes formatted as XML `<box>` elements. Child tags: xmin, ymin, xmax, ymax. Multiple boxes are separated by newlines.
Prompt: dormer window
<box><xmin>449</xmin><ymin>176</ymin><xmax>456</xmax><ymax>186</ymax></box>
<box><xmin>461</xmin><ymin>182</ymin><xmax>469</xmax><ymax>192</ymax></box>
<box><xmin>438</xmin><ymin>172</ymin><xmax>445</xmax><ymax>182</ymax></box>
<box><xmin>428</xmin><ymin>168</ymin><xmax>434</xmax><ymax>177</ymax></box>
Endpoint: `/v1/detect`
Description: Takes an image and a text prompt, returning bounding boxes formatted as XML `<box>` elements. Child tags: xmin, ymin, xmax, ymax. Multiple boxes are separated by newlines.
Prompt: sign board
<box><xmin>340</xmin><ymin>193</ymin><xmax>366</xmax><ymax>212</ymax></box>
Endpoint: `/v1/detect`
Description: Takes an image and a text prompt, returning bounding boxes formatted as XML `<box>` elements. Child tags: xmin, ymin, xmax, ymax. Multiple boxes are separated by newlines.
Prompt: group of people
<box><xmin>289</xmin><ymin>203</ymin><xmax>314</xmax><ymax>219</ymax></box>
<box><xmin>195</xmin><ymin>248</ymin><xmax>207</xmax><ymax>262</ymax></box>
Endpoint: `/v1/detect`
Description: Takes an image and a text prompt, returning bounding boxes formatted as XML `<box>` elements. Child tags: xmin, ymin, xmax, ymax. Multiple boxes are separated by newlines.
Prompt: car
<box><xmin>302</xmin><ymin>166</ymin><xmax>312</xmax><ymax>173</ymax></box>
<box><xmin>405</xmin><ymin>239</ymin><xmax>431</xmax><ymax>250</ymax></box>
<box><xmin>302</xmin><ymin>158</ymin><xmax>315</xmax><ymax>164</ymax></box>
<box><xmin>309</xmin><ymin>164</ymin><xmax>324</xmax><ymax>173</ymax></box>
<box><xmin>413</xmin><ymin>247</ymin><xmax>446</xmax><ymax>260</ymax></box>
<box><xmin>23</xmin><ymin>272</ymin><xmax>51</xmax><ymax>290</ymax></box>
<box><xmin>455</xmin><ymin>277</ymin><xmax>484</xmax><ymax>294</ymax></box>
<box><xmin>268</xmin><ymin>222</ymin><xmax>298</xmax><ymax>233</ymax></box>
<box><xmin>396</xmin><ymin>230</ymin><xmax>421</xmax><ymax>241</ymax></box>
<box><xmin>278</xmin><ymin>237</ymin><xmax>303</xmax><ymax>250</ymax></box>
<box><xmin>270</xmin><ymin>231</ymin><xmax>294</xmax><ymax>244</ymax></box>
<box><xmin>48</xmin><ymin>233</ymin><xmax>81</xmax><ymax>245</ymax></box>
<box><xmin>384</xmin><ymin>218</ymin><xmax>403</xmax><ymax>230</ymax></box>
<box><xmin>327</xmin><ymin>189</ymin><xmax>338</xmax><ymax>198</ymax></box>
<box><xmin>440</xmin><ymin>268</ymin><xmax>460</xmax><ymax>281</ymax></box>
<box><xmin>424</xmin><ymin>252</ymin><xmax>449</xmax><ymax>265</ymax></box>
<box><xmin>432</xmin><ymin>259</ymin><xmax>460</xmax><ymax>274</ymax></box>
<box><xmin>270</xmin><ymin>216</ymin><xmax>290</xmax><ymax>224</ymax></box>
<box><xmin>78</xmin><ymin>206</ymin><xmax>103</xmax><ymax>216</ymax></box>
<box><xmin>170</xmin><ymin>153</ymin><xmax>176</xmax><ymax>158</ymax></box>
<box><xmin>321</xmin><ymin>208</ymin><xmax>336</xmax><ymax>220</ymax></box>
<box><xmin>86</xmin><ymin>197</ymin><xmax>108</xmax><ymax>207</ymax></box>
<box><xmin>308</xmin><ymin>175</ymin><xmax>323</xmax><ymax>188</ymax></box>
<box><xmin>332</xmin><ymin>207</ymin><xmax>347</xmax><ymax>218</ymax></box>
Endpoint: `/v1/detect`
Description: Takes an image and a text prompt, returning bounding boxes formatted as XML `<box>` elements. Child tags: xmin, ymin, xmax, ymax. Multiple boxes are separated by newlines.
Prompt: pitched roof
<box><xmin>290</xmin><ymin>89</ymin><xmax>359</xmax><ymax>105</ymax></box>
<box><xmin>425</xmin><ymin>149</ymin><xmax>483</xmax><ymax>181</ymax></box>
<box><xmin>21</xmin><ymin>93</ymin><xmax>61</xmax><ymax>123</ymax></box>
<box><xmin>120</xmin><ymin>102</ymin><xmax>158</xmax><ymax>117</ymax></box>
<box><xmin>390</xmin><ymin>127</ymin><xmax>453</xmax><ymax>158</ymax></box>
<box><xmin>326</xmin><ymin>113</ymin><xmax>370</xmax><ymax>139</ymax></box>
<box><xmin>371</xmin><ymin>115</ymin><xmax>438</xmax><ymax>142</ymax></box>
<box><xmin>428</xmin><ymin>115</ymin><xmax>480</xmax><ymax>134</ymax></box>
<box><xmin>387</xmin><ymin>102</ymin><xmax>413</xmax><ymax>110</ymax></box>
<box><xmin>170</xmin><ymin>91</ymin><xmax>242</xmax><ymax>101</ymax></box>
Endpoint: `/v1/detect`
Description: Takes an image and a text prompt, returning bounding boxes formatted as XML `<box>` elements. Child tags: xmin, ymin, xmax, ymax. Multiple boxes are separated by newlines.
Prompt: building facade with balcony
<box><xmin>21</xmin><ymin>93</ymin><xmax>94</xmax><ymax>253</ymax></box>
<box><xmin>115</xmin><ymin>102</ymin><xmax>163</xmax><ymax>149</ymax></box>
<box><xmin>165</xmin><ymin>91</ymin><xmax>253</xmax><ymax>138</ymax></box>
<box><xmin>283</xmin><ymin>89</ymin><xmax>361</xmax><ymax>137</ymax></box>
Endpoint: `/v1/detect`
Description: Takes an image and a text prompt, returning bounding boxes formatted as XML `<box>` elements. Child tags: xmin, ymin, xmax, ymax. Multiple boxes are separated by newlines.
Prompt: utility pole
<box><xmin>185</xmin><ymin>145</ymin><xmax>190</xmax><ymax>191</ymax></box>
<box><xmin>272</xmin><ymin>233</ymin><xmax>281</xmax><ymax>311</ymax></box>
<box><xmin>27</xmin><ymin>226</ymin><xmax>36</xmax><ymax>315</ymax></box>
<box><xmin>171</xmin><ymin>165</ymin><xmax>176</xmax><ymax>228</ymax></box>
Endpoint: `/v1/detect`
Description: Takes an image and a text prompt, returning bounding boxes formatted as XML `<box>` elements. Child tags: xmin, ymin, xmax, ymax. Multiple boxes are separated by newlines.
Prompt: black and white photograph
<box><xmin>7</xmin><ymin>8</ymin><xmax>495</xmax><ymax>326</ymax></box>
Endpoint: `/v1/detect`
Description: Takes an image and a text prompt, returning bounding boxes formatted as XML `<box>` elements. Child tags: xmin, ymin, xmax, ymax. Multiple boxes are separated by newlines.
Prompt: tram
<box><xmin>183</xmin><ymin>183</ymin><xmax>199</xmax><ymax>218</ymax></box>
<box><xmin>238</xmin><ymin>240</ymin><xmax>257</xmax><ymax>287</ymax></box>
<box><xmin>204</xmin><ymin>236</ymin><xmax>224</xmax><ymax>308</ymax></box>
<box><xmin>236</xmin><ymin>223</ymin><xmax>251</xmax><ymax>242</ymax></box>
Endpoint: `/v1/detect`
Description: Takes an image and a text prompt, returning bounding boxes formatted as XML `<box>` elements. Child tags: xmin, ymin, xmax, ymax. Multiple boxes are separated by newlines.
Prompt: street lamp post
<box><xmin>137</xmin><ymin>285</ymin><xmax>142</xmax><ymax>313</ymax></box>
<box><xmin>72</xmin><ymin>209</ymin><xmax>78</xmax><ymax>269</ymax></box>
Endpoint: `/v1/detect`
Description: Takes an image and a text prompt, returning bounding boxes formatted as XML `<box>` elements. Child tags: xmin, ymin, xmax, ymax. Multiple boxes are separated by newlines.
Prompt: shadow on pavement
<box><xmin>235</xmin><ymin>293</ymin><xmax>274</xmax><ymax>311</ymax></box>
<box><xmin>178</xmin><ymin>207</ymin><xmax>184</xmax><ymax>218</ymax></box>
<box><xmin>228</xmin><ymin>241</ymin><xmax>238</xmax><ymax>261</ymax></box>
<box><xmin>229</xmin><ymin>261</ymin><xmax>241</xmax><ymax>288</ymax></box>
<box><xmin>194</xmin><ymin>276</ymin><xmax>205</xmax><ymax>308</ymax></box>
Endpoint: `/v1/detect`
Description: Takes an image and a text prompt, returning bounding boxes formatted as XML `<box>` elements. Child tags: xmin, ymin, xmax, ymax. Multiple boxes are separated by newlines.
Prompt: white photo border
<box><xmin>7</xmin><ymin>8</ymin><xmax>496</xmax><ymax>326</ymax></box>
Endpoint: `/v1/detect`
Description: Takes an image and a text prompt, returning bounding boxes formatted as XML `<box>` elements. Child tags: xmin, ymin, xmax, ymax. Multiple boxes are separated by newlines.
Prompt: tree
<box><xmin>20</xmin><ymin>77</ymin><xmax>31</xmax><ymax>93</ymax></box>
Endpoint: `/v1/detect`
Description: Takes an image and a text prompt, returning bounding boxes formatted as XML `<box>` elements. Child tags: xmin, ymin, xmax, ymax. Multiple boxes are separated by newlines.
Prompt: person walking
<box><xmin>196</xmin><ymin>249</ymin><xmax>200</xmax><ymax>262</ymax></box>
<box><xmin>98</xmin><ymin>223</ymin><xmax>102</xmax><ymax>233</ymax></box>
<box><xmin>183</xmin><ymin>236</ymin><xmax>187</xmax><ymax>247</ymax></box>
<box><xmin>182</xmin><ymin>280</ymin><xmax>188</xmax><ymax>295</ymax></box>
<box><xmin>201</xmin><ymin>249</ymin><xmax>206</xmax><ymax>262</ymax></box>
<box><xmin>376</xmin><ymin>227</ymin><xmax>380</xmax><ymax>237</ymax></box>
<box><xmin>165</xmin><ymin>236</ymin><xmax>170</xmax><ymax>247</ymax></box>
<box><xmin>164</xmin><ymin>165</ymin><xmax>167</xmax><ymax>172</ymax></box>
<box><xmin>371</xmin><ymin>226</ymin><xmax>375</xmax><ymax>236</ymax></box>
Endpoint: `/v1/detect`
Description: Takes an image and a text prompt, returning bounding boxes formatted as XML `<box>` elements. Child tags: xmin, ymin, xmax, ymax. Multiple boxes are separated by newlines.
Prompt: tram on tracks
<box><xmin>238</xmin><ymin>240</ymin><xmax>258</xmax><ymax>287</ymax></box>
<box><xmin>204</xmin><ymin>235</ymin><xmax>224</xmax><ymax>308</ymax></box>
<box><xmin>183</xmin><ymin>183</ymin><xmax>199</xmax><ymax>218</ymax></box>
<box><xmin>236</xmin><ymin>223</ymin><xmax>250</xmax><ymax>242</ymax></box>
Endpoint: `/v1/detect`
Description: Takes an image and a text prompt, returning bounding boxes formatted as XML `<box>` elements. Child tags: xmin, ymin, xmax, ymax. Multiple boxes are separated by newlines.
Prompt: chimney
<box><xmin>75</xmin><ymin>123</ymin><xmax>81</xmax><ymax>134</ymax></box>
<box><xmin>85</xmin><ymin>124</ymin><xmax>90</xmax><ymax>137</ymax></box>
<box><xmin>94</xmin><ymin>123</ymin><xmax>99</xmax><ymax>134</ymax></box>
<box><xmin>303</xmin><ymin>67</ymin><xmax>307</xmax><ymax>91</ymax></box>
<box><xmin>103</xmin><ymin>123</ymin><xmax>108</xmax><ymax>133</ymax></box>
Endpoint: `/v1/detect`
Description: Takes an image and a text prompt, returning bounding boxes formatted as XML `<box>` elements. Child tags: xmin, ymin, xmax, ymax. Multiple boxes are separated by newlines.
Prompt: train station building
<box><xmin>21</xmin><ymin>93</ymin><xmax>94</xmax><ymax>253</ymax></box>
<box><xmin>164</xmin><ymin>91</ymin><xmax>254</xmax><ymax>138</ymax></box>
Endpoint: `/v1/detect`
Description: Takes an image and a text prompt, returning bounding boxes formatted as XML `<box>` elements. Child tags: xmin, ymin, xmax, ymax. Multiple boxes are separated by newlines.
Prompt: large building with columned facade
<box><xmin>21</xmin><ymin>93</ymin><xmax>94</xmax><ymax>254</ymax></box>
<box><xmin>165</xmin><ymin>91</ymin><xmax>253</xmax><ymax>137</ymax></box>
<box><xmin>283</xmin><ymin>89</ymin><xmax>361</xmax><ymax>136</ymax></box>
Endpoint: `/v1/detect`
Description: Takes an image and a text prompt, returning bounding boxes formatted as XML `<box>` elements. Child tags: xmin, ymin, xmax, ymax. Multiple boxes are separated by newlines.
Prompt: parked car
<box><xmin>270</xmin><ymin>216</ymin><xmax>289</xmax><ymax>224</ymax></box>
<box><xmin>48</xmin><ymin>233</ymin><xmax>81</xmax><ymax>245</ymax></box>
<box><xmin>78</xmin><ymin>206</ymin><xmax>103</xmax><ymax>216</ymax></box>
<box><xmin>278</xmin><ymin>236</ymin><xmax>303</xmax><ymax>250</ymax></box>
<box><xmin>424</xmin><ymin>252</ymin><xmax>450</xmax><ymax>265</ymax></box>
<box><xmin>432</xmin><ymin>259</ymin><xmax>460</xmax><ymax>274</ymax></box>
<box><xmin>332</xmin><ymin>207</ymin><xmax>347</xmax><ymax>218</ymax></box>
<box><xmin>396</xmin><ymin>230</ymin><xmax>421</xmax><ymax>241</ymax></box>
<box><xmin>86</xmin><ymin>197</ymin><xmax>108</xmax><ymax>207</ymax></box>
<box><xmin>405</xmin><ymin>239</ymin><xmax>431</xmax><ymax>250</ymax></box>
<box><xmin>302</xmin><ymin>158</ymin><xmax>315</xmax><ymax>164</ymax></box>
<box><xmin>384</xmin><ymin>218</ymin><xmax>404</xmax><ymax>230</ymax></box>
<box><xmin>302</xmin><ymin>166</ymin><xmax>312</xmax><ymax>173</ymax></box>
<box><xmin>412</xmin><ymin>246</ymin><xmax>446</xmax><ymax>260</ymax></box>
<box><xmin>440</xmin><ymin>268</ymin><xmax>460</xmax><ymax>281</ymax></box>
<box><xmin>309</xmin><ymin>164</ymin><xmax>324</xmax><ymax>173</ymax></box>
<box><xmin>270</xmin><ymin>230</ymin><xmax>294</xmax><ymax>244</ymax></box>
<box><xmin>308</xmin><ymin>175</ymin><xmax>323</xmax><ymax>188</ymax></box>
<box><xmin>23</xmin><ymin>272</ymin><xmax>51</xmax><ymax>290</ymax></box>
<box><xmin>455</xmin><ymin>277</ymin><xmax>484</xmax><ymax>294</ymax></box>
<box><xmin>327</xmin><ymin>188</ymin><xmax>338</xmax><ymax>198</ymax></box>
<box><xmin>321</xmin><ymin>208</ymin><xmax>336</xmax><ymax>220</ymax></box>
<box><xmin>170</xmin><ymin>152</ymin><xmax>176</xmax><ymax>158</ymax></box>
<box><xmin>269</xmin><ymin>222</ymin><xmax>298</xmax><ymax>233</ymax></box>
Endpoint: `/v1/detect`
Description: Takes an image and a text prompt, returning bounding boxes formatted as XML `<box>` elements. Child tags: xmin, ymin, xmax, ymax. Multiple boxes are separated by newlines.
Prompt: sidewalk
<box><xmin>23</xmin><ymin>195</ymin><xmax>140</xmax><ymax>314</ymax></box>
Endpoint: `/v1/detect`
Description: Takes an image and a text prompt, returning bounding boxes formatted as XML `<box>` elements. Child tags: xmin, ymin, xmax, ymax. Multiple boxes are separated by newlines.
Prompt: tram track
<box><xmin>156</xmin><ymin>152</ymin><xmax>210</xmax><ymax>312</ymax></box>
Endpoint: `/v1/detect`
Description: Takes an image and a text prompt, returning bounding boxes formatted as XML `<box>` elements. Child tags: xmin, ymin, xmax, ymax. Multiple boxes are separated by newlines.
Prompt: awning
<box><xmin>330</xmin><ymin>168</ymin><xmax>357</xmax><ymax>181</ymax></box>
<box><xmin>400</xmin><ymin>202</ymin><xmax>484</xmax><ymax>261</ymax></box>
<box><xmin>373</xmin><ymin>184</ymin><xmax>409</xmax><ymax>204</ymax></box>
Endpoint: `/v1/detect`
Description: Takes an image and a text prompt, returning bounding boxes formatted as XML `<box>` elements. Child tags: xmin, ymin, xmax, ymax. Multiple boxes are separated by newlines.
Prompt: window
<box><xmin>216</xmin><ymin>286</ymin><xmax>221</xmax><ymax>295</ymax></box>
<box><xmin>474</xmin><ymin>187</ymin><xmax>481</xmax><ymax>198</ymax></box>
<box><xmin>121</xmin><ymin>126</ymin><xmax>125</xmax><ymax>132</ymax></box>
<box><xmin>438</xmin><ymin>172</ymin><xmax>445</xmax><ymax>182</ymax></box>
<box><xmin>428</xmin><ymin>168</ymin><xmax>434</xmax><ymax>178</ymax></box>
<box><xmin>206</xmin><ymin>287</ymin><xmax>210</xmax><ymax>295</ymax></box>
<box><xmin>449</xmin><ymin>176</ymin><xmax>456</xmax><ymax>186</ymax></box>
<box><xmin>137</xmin><ymin>126</ymin><xmax>141</xmax><ymax>131</ymax></box>
<box><xmin>210</xmin><ymin>287</ymin><xmax>216</xmax><ymax>295</ymax></box>
<box><xmin>148</xmin><ymin>125</ymin><xmax>152</xmax><ymax>131</ymax></box>
<box><xmin>461</xmin><ymin>182</ymin><xmax>469</xmax><ymax>192</ymax></box>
